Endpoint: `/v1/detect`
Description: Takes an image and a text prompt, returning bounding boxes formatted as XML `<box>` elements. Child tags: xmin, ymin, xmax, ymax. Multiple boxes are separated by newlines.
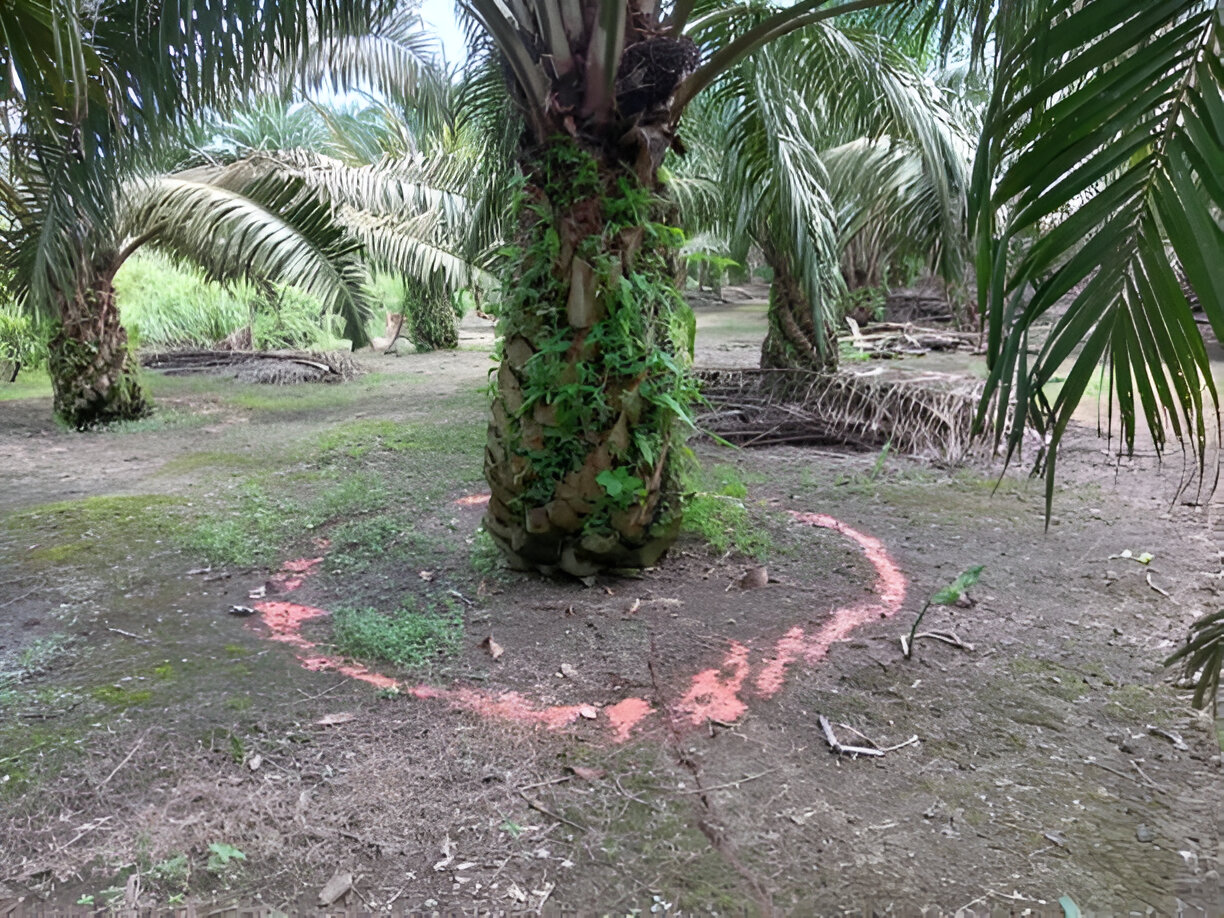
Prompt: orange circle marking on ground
<box><xmin>250</xmin><ymin>500</ymin><xmax>907</xmax><ymax>742</ymax></box>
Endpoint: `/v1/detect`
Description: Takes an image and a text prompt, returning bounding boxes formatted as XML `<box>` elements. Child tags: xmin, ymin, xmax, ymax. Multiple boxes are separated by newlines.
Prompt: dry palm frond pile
<box><xmin>694</xmin><ymin>367</ymin><xmax>990</xmax><ymax>463</ymax></box>
<box><xmin>141</xmin><ymin>349</ymin><xmax>363</xmax><ymax>384</ymax></box>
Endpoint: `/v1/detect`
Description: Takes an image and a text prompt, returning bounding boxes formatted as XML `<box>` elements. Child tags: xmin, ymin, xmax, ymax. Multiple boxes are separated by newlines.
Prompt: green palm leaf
<box><xmin>974</xmin><ymin>0</ymin><xmax>1223</xmax><ymax>513</ymax></box>
<box><xmin>124</xmin><ymin>174</ymin><xmax>376</xmax><ymax>348</ymax></box>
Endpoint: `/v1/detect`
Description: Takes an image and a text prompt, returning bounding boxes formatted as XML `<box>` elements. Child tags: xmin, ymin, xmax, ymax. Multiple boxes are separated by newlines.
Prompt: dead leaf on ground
<box><xmin>559</xmin><ymin>663</ymin><xmax>579</xmax><ymax>679</ymax></box>
<box><xmin>247</xmin><ymin>754</ymin><xmax>263</xmax><ymax>771</ymax></box>
<box><xmin>419</xmin><ymin>570</ymin><xmax>434</xmax><ymax>581</ymax></box>
<box><xmin>578</xmin><ymin>704</ymin><xmax>598</xmax><ymax>719</ymax></box>
<box><xmin>318</xmin><ymin>871</ymin><xmax>353</xmax><ymax>906</ymax></box>
<box><xmin>736</xmin><ymin>566</ymin><xmax>768</xmax><ymax>590</ymax></box>
<box><xmin>569</xmin><ymin>766</ymin><xmax>605</xmax><ymax>781</ymax></box>
<box><xmin>313</xmin><ymin>712</ymin><xmax>357</xmax><ymax>727</ymax></box>
<box><xmin>481</xmin><ymin>636</ymin><xmax>504</xmax><ymax>660</ymax></box>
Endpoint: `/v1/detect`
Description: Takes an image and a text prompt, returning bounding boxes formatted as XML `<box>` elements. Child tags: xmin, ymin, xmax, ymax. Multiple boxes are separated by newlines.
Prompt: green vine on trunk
<box><xmin>492</xmin><ymin>140</ymin><xmax>698</xmax><ymax>540</ymax></box>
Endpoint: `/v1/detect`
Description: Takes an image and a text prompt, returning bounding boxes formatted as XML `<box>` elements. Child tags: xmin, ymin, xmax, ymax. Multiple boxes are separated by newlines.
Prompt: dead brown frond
<box><xmin>141</xmin><ymin>349</ymin><xmax>363</xmax><ymax>384</ymax></box>
<box><xmin>694</xmin><ymin>367</ymin><xmax>989</xmax><ymax>463</ymax></box>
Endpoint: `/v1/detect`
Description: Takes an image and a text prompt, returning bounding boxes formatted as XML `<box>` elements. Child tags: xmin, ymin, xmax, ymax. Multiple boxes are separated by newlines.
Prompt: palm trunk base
<box><xmin>760</xmin><ymin>273</ymin><xmax>838</xmax><ymax>372</ymax></box>
<box><xmin>49</xmin><ymin>277</ymin><xmax>150</xmax><ymax>429</ymax></box>
<box><xmin>483</xmin><ymin>144</ymin><xmax>692</xmax><ymax>577</ymax></box>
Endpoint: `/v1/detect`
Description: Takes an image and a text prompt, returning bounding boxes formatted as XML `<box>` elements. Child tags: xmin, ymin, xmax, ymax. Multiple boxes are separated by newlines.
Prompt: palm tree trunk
<box><xmin>484</xmin><ymin>142</ymin><xmax>693</xmax><ymax>577</ymax></box>
<box><xmin>760</xmin><ymin>258</ymin><xmax>838</xmax><ymax>372</ymax></box>
<box><xmin>48</xmin><ymin>265</ymin><xmax>150</xmax><ymax>429</ymax></box>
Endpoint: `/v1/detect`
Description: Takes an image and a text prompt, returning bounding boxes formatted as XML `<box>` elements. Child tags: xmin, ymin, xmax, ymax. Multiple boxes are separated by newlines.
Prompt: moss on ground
<box><xmin>4</xmin><ymin>496</ymin><xmax>192</xmax><ymax>568</ymax></box>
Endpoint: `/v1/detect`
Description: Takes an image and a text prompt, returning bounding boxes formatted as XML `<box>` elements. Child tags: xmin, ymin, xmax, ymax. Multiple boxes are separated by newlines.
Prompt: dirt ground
<box><xmin>0</xmin><ymin>296</ymin><xmax>1222</xmax><ymax>916</ymax></box>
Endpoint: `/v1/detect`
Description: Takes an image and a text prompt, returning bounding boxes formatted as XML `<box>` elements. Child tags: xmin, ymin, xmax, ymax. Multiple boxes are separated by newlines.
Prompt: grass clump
<box><xmin>185</xmin><ymin>473</ymin><xmax>388</xmax><ymax>566</ymax></box>
<box><xmin>332</xmin><ymin>598</ymin><xmax>462</xmax><ymax>669</ymax></box>
<box><xmin>680</xmin><ymin>463</ymin><xmax>773</xmax><ymax>559</ymax></box>
<box><xmin>326</xmin><ymin>514</ymin><xmax>423</xmax><ymax>573</ymax></box>
<box><xmin>318</xmin><ymin>417</ymin><xmax>486</xmax><ymax>462</ymax></box>
<box><xmin>468</xmin><ymin>527</ymin><xmax>504</xmax><ymax>576</ymax></box>
<box><xmin>318</xmin><ymin>420</ymin><xmax>418</xmax><ymax>458</ymax></box>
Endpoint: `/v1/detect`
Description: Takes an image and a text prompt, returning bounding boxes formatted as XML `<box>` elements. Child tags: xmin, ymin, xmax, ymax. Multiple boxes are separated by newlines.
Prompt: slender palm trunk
<box><xmin>48</xmin><ymin>264</ymin><xmax>150</xmax><ymax>429</ymax></box>
<box><xmin>760</xmin><ymin>256</ymin><xmax>838</xmax><ymax>372</ymax></box>
<box><xmin>484</xmin><ymin>143</ymin><xmax>694</xmax><ymax>576</ymax></box>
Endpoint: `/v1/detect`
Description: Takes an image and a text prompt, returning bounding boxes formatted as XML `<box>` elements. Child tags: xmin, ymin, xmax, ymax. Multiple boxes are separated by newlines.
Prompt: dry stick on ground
<box><xmin>518</xmin><ymin>792</ymin><xmax>585</xmax><ymax>832</ymax></box>
<box><xmin>517</xmin><ymin>775</ymin><xmax>573</xmax><ymax>792</ymax></box>
<box><xmin>0</xmin><ymin>587</ymin><xmax>40</xmax><ymax>609</ymax></box>
<box><xmin>911</xmin><ymin>629</ymin><xmax>975</xmax><ymax>652</ymax></box>
<box><xmin>818</xmin><ymin>715</ymin><xmax>885</xmax><ymax>758</ymax></box>
<box><xmin>97</xmin><ymin>730</ymin><xmax>150</xmax><ymax>790</ymax></box>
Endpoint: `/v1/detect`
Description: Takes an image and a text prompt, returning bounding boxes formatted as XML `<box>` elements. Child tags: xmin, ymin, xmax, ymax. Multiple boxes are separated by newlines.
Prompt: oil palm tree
<box><xmin>0</xmin><ymin>0</ymin><xmax>395</xmax><ymax>428</ymax></box>
<box><xmin>473</xmin><ymin>0</ymin><xmax>1223</xmax><ymax>577</ymax></box>
<box><xmin>470</xmin><ymin>0</ymin><xmax>927</xmax><ymax>575</ymax></box>
<box><xmin>673</xmin><ymin>21</ymin><xmax>970</xmax><ymax>371</ymax></box>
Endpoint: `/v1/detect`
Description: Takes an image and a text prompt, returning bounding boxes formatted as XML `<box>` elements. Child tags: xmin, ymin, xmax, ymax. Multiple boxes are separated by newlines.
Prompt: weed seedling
<box><xmin>903</xmin><ymin>565</ymin><xmax>984</xmax><ymax>659</ymax></box>
<box><xmin>206</xmin><ymin>842</ymin><xmax>246</xmax><ymax>874</ymax></box>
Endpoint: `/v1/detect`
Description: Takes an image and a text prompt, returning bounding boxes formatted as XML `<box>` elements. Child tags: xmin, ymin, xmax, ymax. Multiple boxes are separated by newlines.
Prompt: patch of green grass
<box><xmin>326</xmin><ymin>514</ymin><xmax>420</xmax><ymax>573</ymax></box>
<box><xmin>468</xmin><ymin>526</ymin><xmax>504</xmax><ymax>576</ymax></box>
<box><xmin>0</xmin><ymin>635</ymin><xmax>69</xmax><ymax>692</ymax></box>
<box><xmin>680</xmin><ymin>463</ymin><xmax>773</xmax><ymax>559</ymax></box>
<box><xmin>0</xmin><ymin>368</ymin><xmax>52</xmax><ymax>401</ymax></box>
<box><xmin>183</xmin><ymin>481</ymin><xmax>282</xmax><ymax>565</ymax></box>
<box><xmin>317</xmin><ymin>417</ymin><xmax>486</xmax><ymax>461</ymax></box>
<box><xmin>0</xmin><ymin>720</ymin><xmax>85</xmax><ymax>798</ymax></box>
<box><xmin>226</xmin><ymin>373</ymin><xmax>397</xmax><ymax>414</ymax></box>
<box><xmin>318</xmin><ymin>419</ymin><xmax>418</xmax><ymax>457</ymax></box>
<box><xmin>92</xmin><ymin>684</ymin><xmax>154</xmax><ymax>707</ymax></box>
<box><xmin>303</xmin><ymin>473</ymin><xmax>387</xmax><ymax>525</ymax></box>
<box><xmin>332</xmin><ymin>598</ymin><xmax>463</xmax><ymax>669</ymax></box>
<box><xmin>184</xmin><ymin>472</ymin><xmax>389</xmax><ymax>565</ymax></box>
<box><xmin>101</xmin><ymin>406</ymin><xmax>205</xmax><ymax>434</ymax></box>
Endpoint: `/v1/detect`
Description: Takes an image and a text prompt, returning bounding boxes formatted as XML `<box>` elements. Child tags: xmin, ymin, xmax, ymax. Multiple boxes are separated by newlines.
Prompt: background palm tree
<box><xmin>0</xmin><ymin>0</ymin><xmax>395</xmax><ymax>428</ymax></box>
<box><xmin>673</xmin><ymin>20</ymin><xmax>970</xmax><ymax>370</ymax></box>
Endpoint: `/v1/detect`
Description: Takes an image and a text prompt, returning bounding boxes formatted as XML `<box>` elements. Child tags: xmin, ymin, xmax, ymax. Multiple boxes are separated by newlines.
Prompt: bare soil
<box><xmin>0</xmin><ymin>301</ymin><xmax>1221</xmax><ymax>916</ymax></box>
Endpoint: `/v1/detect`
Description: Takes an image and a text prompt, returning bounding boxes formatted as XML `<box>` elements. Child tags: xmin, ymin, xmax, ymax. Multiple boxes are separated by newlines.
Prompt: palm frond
<box><xmin>122</xmin><ymin>174</ymin><xmax>376</xmax><ymax>348</ymax></box>
<box><xmin>975</xmin><ymin>0</ymin><xmax>1223</xmax><ymax>511</ymax></box>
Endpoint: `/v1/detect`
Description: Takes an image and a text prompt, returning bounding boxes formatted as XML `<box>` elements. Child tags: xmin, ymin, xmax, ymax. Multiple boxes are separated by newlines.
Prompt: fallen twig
<box><xmin>106</xmin><ymin>627</ymin><xmax>154</xmax><ymax>643</ymax></box>
<box><xmin>1146</xmin><ymin>725</ymin><xmax>1189</xmax><ymax>751</ymax></box>
<box><xmin>0</xmin><ymin>587</ymin><xmax>39</xmax><ymax>609</ymax></box>
<box><xmin>51</xmin><ymin>816</ymin><xmax>113</xmax><ymax>854</ymax></box>
<box><xmin>1145</xmin><ymin>572</ymin><xmax>1174</xmax><ymax>600</ymax></box>
<box><xmin>672</xmin><ymin>768</ymin><xmax>778</xmax><ymax>794</ymax></box>
<box><xmin>878</xmin><ymin>735</ymin><xmax>920</xmax><ymax>754</ymax></box>
<box><xmin>913</xmin><ymin>629</ymin><xmax>975</xmax><ymax>652</ymax></box>
<box><xmin>517</xmin><ymin>775</ymin><xmax>572</xmax><ymax>792</ymax></box>
<box><xmin>98</xmin><ymin>730</ymin><xmax>149</xmax><ymax>790</ymax></box>
<box><xmin>818</xmin><ymin>715</ymin><xmax>884</xmax><ymax>758</ymax></box>
<box><xmin>1130</xmin><ymin>760</ymin><xmax>1169</xmax><ymax>794</ymax></box>
<box><xmin>519</xmin><ymin>792</ymin><xmax>585</xmax><ymax>832</ymax></box>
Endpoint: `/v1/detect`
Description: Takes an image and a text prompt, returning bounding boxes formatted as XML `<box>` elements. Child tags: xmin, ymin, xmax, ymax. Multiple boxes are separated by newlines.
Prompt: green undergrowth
<box><xmin>0</xmin><ymin>635</ymin><xmax>70</xmax><ymax>701</ymax></box>
<box><xmin>324</xmin><ymin>514</ymin><xmax>427</xmax><ymax>574</ymax></box>
<box><xmin>185</xmin><ymin>472</ymin><xmax>388</xmax><ymax>566</ymax></box>
<box><xmin>101</xmin><ymin>406</ymin><xmax>206</xmax><ymax>434</ymax></box>
<box><xmin>317</xmin><ymin>417</ymin><xmax>486</xmax><ymax>462</ymax></box>
<box><xmin>157</xmin><ymin>450</ymin><xmax>269</xmax><ymax>478</ymax></box>
<box><xmin>331</xmin><ymin>598</ymin><xmax>463</xmax><ymax>669</ymax></box>
<box><xmin>681</xmin><ymin>462</ymin><xmax>773</xmax><ymax>559</ymax></box>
